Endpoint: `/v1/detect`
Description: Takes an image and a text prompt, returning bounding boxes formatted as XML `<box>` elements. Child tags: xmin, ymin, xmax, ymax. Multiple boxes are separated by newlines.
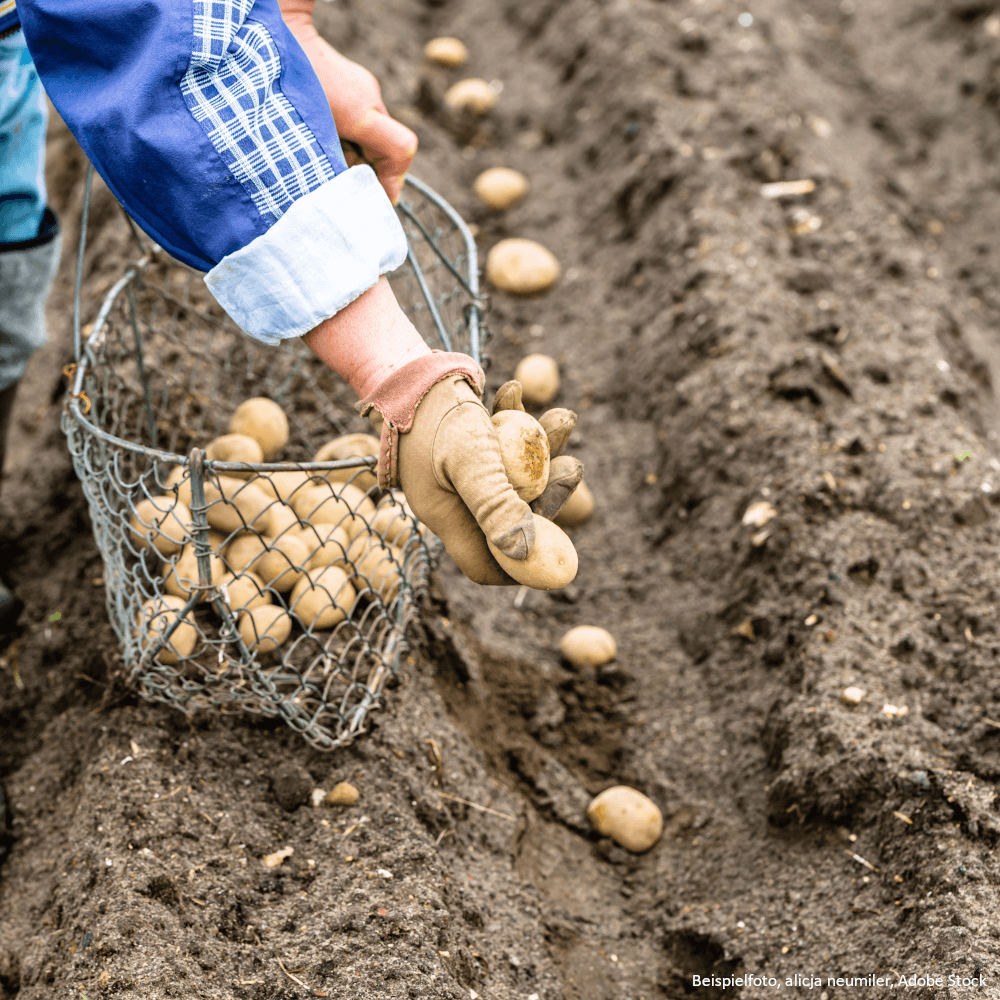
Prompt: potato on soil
<box><xmin>514</xmin><ymin>354</ymin><xmax>560</xmax><ymax>407</ymax></box>
<box><xmin>163</xmin><ymin>547</ymin><xmax>226</xmax><ymax>601</ymax></box>
<box><xmin>486</xmin><ymin>239</ymin><xmax>560</xmax><ymax>295</ymax></box>
<box><xmin>444</xmin><ymin>78</ymin><xmax>497</xmax><ymax>115</ymax></box>
<box><xmin>228</xmin><ymin>397</ymin><xmax>289</xmax><ymax>460</ymax></box>
<box><xmin>128</xmin><ymin>496</ymin><xmax>191</xmax><ymax>557</ymax></box>
<box><xmin>487</xmin><ymin>513</ymin><xmax>577</xmax><ymax>590</ymax></box>
<box><xmin>554</xmin><ymin>480</ymin><xmax>594</xmax><ymax>527</ymax></box>
<box><xmin>302</xmin><ymin>523</ymin><xmax>351</xmax><ymax>571</ymax></box>
<box><xmin>586</xmin><ymin>786</ymin><xmax>662</xmax><ymax>853</ymax></box>
<box><xmin>313</xmin><ymin>433</ymin><xmax>380</xmax><ymax>492</ymax></box>
<box><xmin>424</xmin><ymin>36</ymin><xmax>468</xmax><ymax>67</ymax></box>
<box><xmin>290</xmin><ymin>566</ymin><xmax>357</xmax><ymax>629</ymax></box>
<box><xmin>473</xmin><ymin>167</ymin><xmax>529</xmax><ymax>211</ymax></box>
<box><xmin>136</xmin><ymin>594</ymin><xmax>198</xmax><ymax>664</ymax></box>
<box><xmin>559</xmin><ymin>625</ymin><xmax>616</xmax><ymax>667</ymax></box>
<box><xmin>254</xmin><ymin>533</ymin><xmax>309</xmax><ymax>592</ymax></box>
<box><xmin>491</xmin><ymin>409</ymin><xmax>550</xmax><ymax>503</ymax></box>
<box><xmin>218</xmin><ymin>570</ymin><xmax>271</xmax><ymax>612</ymax></box>
<box><xmin>238</xmin><ymin>605</ymin><xmax>292</xmax><ymax>653</ymax></box>
<box><xmin>205</xmin><ymin>433</ymin><xmax>264</xmax><ymax>476</ymax></box>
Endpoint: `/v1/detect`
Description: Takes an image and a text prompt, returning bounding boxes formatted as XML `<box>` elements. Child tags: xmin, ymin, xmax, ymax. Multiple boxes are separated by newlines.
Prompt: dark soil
<box><xmin>4</xmin><ymin>0</ymin><xmax>1000</xmax><ymax>997</ymax></box>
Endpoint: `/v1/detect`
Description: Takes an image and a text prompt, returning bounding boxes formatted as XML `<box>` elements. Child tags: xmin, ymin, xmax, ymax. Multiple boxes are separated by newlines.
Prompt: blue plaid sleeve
<box><xmin>18</xmin><ymin>0</ymin><xmax>408</xmax><ymax>342</ymax></box>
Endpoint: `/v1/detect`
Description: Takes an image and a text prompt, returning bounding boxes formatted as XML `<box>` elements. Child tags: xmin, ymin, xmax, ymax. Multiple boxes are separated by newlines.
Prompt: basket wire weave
<box><xmin>64</xmin><ymin>167</ymin><xmax>486</xmax><ymax>749</ymax></box>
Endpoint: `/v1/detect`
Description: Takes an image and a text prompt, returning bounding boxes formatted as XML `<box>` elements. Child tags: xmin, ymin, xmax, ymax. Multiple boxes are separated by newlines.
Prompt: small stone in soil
<box><xmin>325</xmin><ymin>782</ymin><xmax>360</xmax><ymax>806</ymax></box>
<box><xmin>842</xmin><ymin>686</ymin><xmax>865</xmax><ymax>705</ymax></box>
<box><xmin>271</xmin><ymin>761</ymin><xmax>313</xmax><ymax>811</ymax></box>
<box><xmin>262</xmin><ymin>846</ymin><xmax>293</xmax><ymax>868</ymax></box>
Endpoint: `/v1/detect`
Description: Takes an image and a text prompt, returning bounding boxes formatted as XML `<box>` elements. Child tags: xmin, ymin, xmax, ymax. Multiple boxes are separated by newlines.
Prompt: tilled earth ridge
<box><xmin>4</xmin><ymin>0</ymin><xmax>1000</xmax><ymax>998</ymax></box>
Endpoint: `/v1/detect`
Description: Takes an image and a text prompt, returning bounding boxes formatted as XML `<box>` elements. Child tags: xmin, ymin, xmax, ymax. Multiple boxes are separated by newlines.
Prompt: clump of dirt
<box><xmin>4</xmin><ymin>0</ymin><xmax>1000</xmax><ymax>997</ymax></box>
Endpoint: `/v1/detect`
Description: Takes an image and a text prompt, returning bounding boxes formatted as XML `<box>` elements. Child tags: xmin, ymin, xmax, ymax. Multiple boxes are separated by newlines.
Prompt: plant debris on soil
<box><xmin>5</xmin><ymin>0</ymin><xmax>1000</xmax><ymax>997</ymax></box>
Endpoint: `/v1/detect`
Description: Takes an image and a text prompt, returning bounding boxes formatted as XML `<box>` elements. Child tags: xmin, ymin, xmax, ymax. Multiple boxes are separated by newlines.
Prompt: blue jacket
<box><xmin>15</xmin><ymin>0</ymin><xmax>407</xmax><ymax>345</ymax></box>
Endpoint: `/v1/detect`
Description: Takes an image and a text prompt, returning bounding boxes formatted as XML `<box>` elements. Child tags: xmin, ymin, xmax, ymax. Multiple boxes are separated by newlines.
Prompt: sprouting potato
<box><xmin>313</xmin><ymin>433</ymin><xmax>380</xmax><ymax>492</ymax></box>
<box><xmin>559</xmin><ymin>625</ymin><xmax>617</xmax><ymax>668</ymax></box>
<box><xmin>444</xmin><ymin>78</ymin><xmax>497</xmax><ymax>115</ymax></box>
<box><xmin>487</xmin><ymin>514</ymin><xmax>577</xmax><ymax>590</ymax></box>
<box><xmin>424</xmin><ymin>36</ymin><xmax>469</xmax><ymax>67</ymax></box>
<box><xmin>486</xmin><ymin>238</ymin><xmax>560</xmax><ymax>295</ymax></box>
<box><xmin>554</xmin><ymin>480</ymin><xmax>594</xmax><ymax>527</ymax></box>
<box><xmin>491</xmin><ymin>410</ymin><xmax>550</xmax><ymax>503</ymax></box>
<box><xmin>163</xmin><ymin>546</ymin><xmax>226</xmax><ymax>602</ymax></box>
<box><xmin>128</xmin><ymin>496</ymin><xmax>191</xmax><ymax>557</ymax></box>
<box><xmin>514</xmin><ymin>354</ymin><xmax>560</xmax><ymax>407</ymax></box>
<box><xmin>217</xmin><ymin>569</ymin><xmax>271</xmax><ymax>613</ymax></box>
<box><xmin>473</xmin><ymin>167</ymin><xmax>529</xmax><ymax>211</ymax></box>
<box><xmin>228</xmin><ymin>397</ymin><xmax>289</xmax><ymax>460</ymax></box>
<box><xmin>238</xmin><ymin>605</ymin><xmax>292</xmax><ymax>653</ymax></box>
<box><xmin>205</xmin><ymin>433</ymin><xmax>264</xmax><ymax>477</ymax></box>
<box><xmin>136</xmin><ymin>594</ymin><xmax>198</xmax><ymax>664</ymax></box>
<box><xmin>289</xmin><ymin>566</ymin><xmax>357</xmax><ymax>629</ymax></box>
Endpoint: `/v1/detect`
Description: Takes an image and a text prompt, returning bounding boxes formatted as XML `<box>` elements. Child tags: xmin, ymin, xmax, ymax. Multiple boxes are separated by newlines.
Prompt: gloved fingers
<box><xmin>491</xmin><ymin>380</ymin><xmax>524</xmax><ymax>415</ymax></box>
<box><xmin>538</xmin><ymin>407</ymin><xmax>577</xmax><ymax>458</ymax></box>
<box><xmin>530</xmin><ymin>455</ymin><xmax>584</xmax><ymax>521</ymax></box>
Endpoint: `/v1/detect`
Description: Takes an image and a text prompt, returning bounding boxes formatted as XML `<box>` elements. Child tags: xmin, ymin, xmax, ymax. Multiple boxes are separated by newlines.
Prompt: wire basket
<box><xmin>63</xmin><ymin>168</ymin><xmax>486</xmax><ymax>750</ymax></box>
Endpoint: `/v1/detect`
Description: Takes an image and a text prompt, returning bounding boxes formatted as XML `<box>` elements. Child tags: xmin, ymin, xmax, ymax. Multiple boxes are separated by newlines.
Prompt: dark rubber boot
<box><xmin>0</xmin><ymin>380</ymin><xmax>23</xmax><ymax>635</ymax></box>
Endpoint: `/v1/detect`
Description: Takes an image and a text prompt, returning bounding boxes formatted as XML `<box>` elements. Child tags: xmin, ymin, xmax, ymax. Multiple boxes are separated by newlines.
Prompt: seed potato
<box><xmin>205</xmin><ymin>433</ymin><xmax>264</xmax><ymax>477</ymax></box>
<box><xmin>444</xmin><ymin>77</ymin><xmax>497</xmax><ymax>115</ymax></box>
<box><xmin>218</xmin><ymin>569</ymin><xmax>271</xmax><ymax>612</ymax></box>
<box><xmin>559</xmin><ymin>625</ymin><xmax>617</xmax><ymax>667</ymax></box>
<box><xmin>260</xmin><ymin>470</ymin><xmax>313</xmax><ymax>505</ymax></box>
<box><xmin>487</xmin><ymin>513</ymin><xmax>577</xmax><ymax>590</ymax></box>
<box><xmin>173</xmin><ymin>475</ymin><xmax>270</xmax><ymax>533</ymax></box>
<box><xmin>554</xmin><ymin>480</ymin><xmax>594</xmax><ymax>527</ymax></box>
<box><xmin>225</xmin><ymin>532</ymin><xmax>268</xmax><ymax>574</ymax></box>
<box><xmin>163</xmin><ymin>546</ymin><xmax>226</xmax><ymax>601</ymax></box>
<box><xmin>264</xmin><ymin>501</ymin><xmax>301</xmax><ymax>540</ymax></box>
<box><xmin>491</xmin><ymin>410</ymin><xmax>550</xmax><ymax>503</ymax></box>
<box><xmin>254</xmin><ymin>533</ymin><xmax>309</xmax><ymax>592</ymax></box>
<box><xmin>423</xmin><ymin>36</ymin><xmax>468</xmax><ymax>67</ymax></box>
<box><xmin>473</xmin><ymin>167</ymin><xmax>529</xmax><ymax>211</ymax></box>
<box><xmin>228</xmin><ymin>397</ymin><xmax>289</xmax><ymax>460</ymax></box>
<box><xmin>586</xmin><ymin>786</ymin><xmax>663</xmax><ymax>853</ymax></box>
<box><xmin>302</xmin><ymin>523</ymin><xmax>351</xmax><ymax>571</ymax></box>
<box><xmin>514</xmin><ymin>354</ymin><xmax>560</xmax><ymax>407</ymax></box>
<box><xmin>238</xmin><ymin>605</ymin><xmax>292</xmax><ymax>653</ymax></box>
<box><xmin>136</xmin><ymin>594</ymin><xmax>198</xmax><ymax>664</ymax></box>
<box><xmin>128</xmin><ymin>496</ymin><xmax>191</xmax><ymax>556</ymax></box>
<box><xmin>290</xmin><ymin>566</ymin><xmax>357</xmax><ymax>629</ymax></box>
<box><xmin>313</xmin><ymin>433</ymin><xmax>380</xmax><ymax>492</ymax></box>
<box><xmin>371</xmin><ymin>492</ymin><xmax>417</xmax><ymax>546</ymax></box>
<box><xmin>486</xmin><ymin>239</ymin><xmax>560</xmax><ymax>295</ymax></box>
<box><xmin>347</xmin><ymin>537</ymin><xmax>403</xmax><ymax>603</ymax></box>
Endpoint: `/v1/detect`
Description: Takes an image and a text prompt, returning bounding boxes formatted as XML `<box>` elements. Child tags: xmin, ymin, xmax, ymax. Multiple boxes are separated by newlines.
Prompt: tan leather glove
<box><xmin>359</xmin><ymin>355</ymin><xmax>536</xmax><ymax>585</ymax></box>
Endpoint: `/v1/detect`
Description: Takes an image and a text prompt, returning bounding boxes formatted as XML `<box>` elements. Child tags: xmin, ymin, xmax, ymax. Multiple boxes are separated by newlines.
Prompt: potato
<box><xmin>225</xmin><ymin>532</ymin><xmax>268</xmax><ymax>573</ymax></box>
<box><xmin>424</xmin><ymin>36</ymin><xmax>468</xmax><ymax>67</ymax></box>
<box><xmin>291</xmin><ymin>483</ymin><xmax>374</xmax><ymax>537</ymax></box>
<box><xmin>290</xmin><ymin>566</ymin><xmax>357</xmax><ymax>629</ymax></box>
<box><xmin>487</xmin><ymin>514</ymin><xmax>577</xmax><ymax>590</ymax></box>
<box><xmin>218</xmin><ymin>569</ymin><xmax>271</xmax><ymax>613</ymax></box>
<box><xmin>586</xmin><ymin>786</ymin><xmax>662</xmax><ymax>853</ymax></box>
<box><xmin>228</xmin><ymin>397</ymin><xmax>289</xmax><ymax>460</ymax></box>
<box><xmin>559</xmin><ymin>626</ymin><xmax>616</xmax><ymax>668</ymax></box>
<box><xmin>259</xmin><ymin>470</ymin><xmax>313</xmax><ymax>505</ymax></box>
<box><xmin>163</xmin><ymin>546</ymin><xmax>226</xmax><ymax>601</ymax></box>
<box><xmin>207</xmin><ymin>529</ymin><xmax>230</xmax><ymax>554</ymax></box>
<box><xmin>346</xmin><ymin>536</ymin><xmax>403</xmax><ymax>603</ymax></box>
<box><xmin>205</xmin><ymin>433</ymin><xmax>264</xmax><ymax>477</ymax></box>
<box><xmin>136</xmin><ymin>594</ymin><xmax>198</xmax><ymax>664</ymax></box>
<box><xmin>128</xmin><ymin>496</ymin><xmax>191</xmax><ymax>557</ymax></box>
<box><xmin>238</xmin><ymin>605</ymin><xmax>292</xmax><ymax>653</ymax></box>
<box><xmin>444</xmin><ymin>77</ymin><xmax>497</xmax><ymax>115</ymax></box>
<box><xmin>491</xmin><ymin>410</ymin><xmax>550</xmax><ymax>503</ymax></box>
<box><xmin>206</xmin><ymin>478</ymin><xmax>271</xmax><ymax>533</ymax></box>
<box><xmin>302</xmin><ymin>523</ymin><xmax>351</xmax><ymax>571</ymax></box>
<box><xmin>514</xmin><ymin>354</ymin><xmax>560</xmax><ymax>407</ymax></box>
<box><xmin>163</xmin><ymin>464</ymin><xmax>187</xmax><ymax>494</ymax></box>
<box><xmin>254</xmin><ymin>533</ymin><xmax>309</xmax><ymax>592</ymax></box>
<box><xmin>313</xmin><ymin>433</ymin><xmax>380</xmax><ymax>492</ymax></box>
<box><xmin>371</xmin><ymin>492</ymin><xmax>417</xmax><ymax>546</ymax></box>
<box><xmin>264</xmin><ymin>501</ymin><xmax>302</xmax><ymax>540</ymax></box>
<box><xmin>486</xmin><ymin>239</ymin><xmax>560</xmax><ymax>295</ymax></box>
<box><xmin>473</xmin><ymin>167</ymin><xmax>529</xmax><ymax>211</ymax></box>
<box><xmin>554</xmin><ymin>480</ymin><xmax>594</xmax><ymax>527</ymax></box>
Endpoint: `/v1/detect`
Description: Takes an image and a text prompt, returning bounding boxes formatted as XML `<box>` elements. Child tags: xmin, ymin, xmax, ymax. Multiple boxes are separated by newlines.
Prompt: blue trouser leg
<box><xmin>0</xmin><ymin>29</ymin><xmax>58</xmax><ymax>394</ymax></box>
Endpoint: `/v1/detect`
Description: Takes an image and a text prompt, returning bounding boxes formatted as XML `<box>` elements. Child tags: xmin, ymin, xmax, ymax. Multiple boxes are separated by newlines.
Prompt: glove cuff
<box><xmin>357</xmin><ymin>351</ymin><xmax>485</xmax><ymax>488</ymax></box>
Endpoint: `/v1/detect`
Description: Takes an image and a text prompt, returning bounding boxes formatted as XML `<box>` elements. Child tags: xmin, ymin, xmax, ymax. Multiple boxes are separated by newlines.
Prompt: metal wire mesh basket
<box><xmin>63</xmin><ymin>169</ymin><xmax>486</xmax><ymax>749</ymax></box>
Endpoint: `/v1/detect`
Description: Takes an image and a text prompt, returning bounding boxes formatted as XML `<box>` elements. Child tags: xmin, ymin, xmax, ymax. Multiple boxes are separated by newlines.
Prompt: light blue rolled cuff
<box><xmin>205</xmin><ymin>165</ymin><xmax>408</xmax><ymax>347</ymax></box>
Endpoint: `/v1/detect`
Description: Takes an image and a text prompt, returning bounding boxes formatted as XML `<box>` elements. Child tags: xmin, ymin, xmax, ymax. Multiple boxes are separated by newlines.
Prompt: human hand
<box><xmin>279</xmin><ymin>0</ymin><xmax>417</xmax><ymax>203</ymax></box>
